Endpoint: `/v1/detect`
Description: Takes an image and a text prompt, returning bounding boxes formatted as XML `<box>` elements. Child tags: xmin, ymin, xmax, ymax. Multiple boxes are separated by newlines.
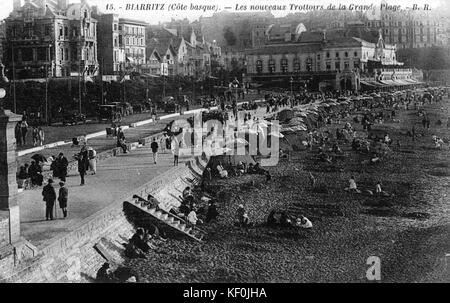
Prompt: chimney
<box><xmin>13</xmin><ymin>0</ymin><xmax>21</xmax><ymax>10</ymax></box>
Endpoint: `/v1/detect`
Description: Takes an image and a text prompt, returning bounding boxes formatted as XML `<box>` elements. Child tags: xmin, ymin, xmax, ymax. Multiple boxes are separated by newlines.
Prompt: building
<box><xmin>245</xmin><ymin>28</ymin><xmax>408</xmax><ymax>91</ymax></box>
<box><xmin>147</xmin><ymin>23</ymin><xmax>216</xmax><ymax>79</ymax></box>
<box><xmin>93</xmin><ymin>9</ymin><xmax>123</xmax><ymax>76</ymax></box>
<box><xmin>119</xmin><ymin>18</ymin><xmax>147</xmax><ymax>73</ymax></box>
<box><xmin>3</xmin><ymin>0</ymin><xmax>98</xmax><ymax>80</ymax></box>
<box><xmin>144</xmin><ymin>36</ymin><xmax>177</xmax><ymax>76</ymax></box>
<box><xmin>365</xmin><ymin>1</ymin><xmax>449</xmax><ymax>49</ymax></box>
<box><xmin>0</xmin><ymin>21</ymin><xmax>5</xmax><ymax>64</ymax></box>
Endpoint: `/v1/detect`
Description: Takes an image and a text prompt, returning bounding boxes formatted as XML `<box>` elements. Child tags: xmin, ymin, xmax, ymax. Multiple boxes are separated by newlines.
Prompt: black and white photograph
<box><xmin>0</xmin><ymin>0</ymin><xmax>450</xmax><ymax>289</ymax></box>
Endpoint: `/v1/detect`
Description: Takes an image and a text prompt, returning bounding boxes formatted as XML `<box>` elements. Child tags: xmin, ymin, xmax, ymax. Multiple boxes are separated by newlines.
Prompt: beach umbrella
<box><xmin>288</xmin><ymin>117</ymin><xmax>306</xmax><ymax>126</ymax></box>
<box><xmin>295</xmin><ymin>112</ymin><xmax>308</xmax><ymax>118</ymax></box>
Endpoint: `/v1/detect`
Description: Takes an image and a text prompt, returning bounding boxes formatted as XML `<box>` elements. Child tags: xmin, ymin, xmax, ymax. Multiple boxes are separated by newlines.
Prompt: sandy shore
<box><xmin>125</xmin><ymin>96</ymin><xmax>450</xmax><ymax>282</ymax></box>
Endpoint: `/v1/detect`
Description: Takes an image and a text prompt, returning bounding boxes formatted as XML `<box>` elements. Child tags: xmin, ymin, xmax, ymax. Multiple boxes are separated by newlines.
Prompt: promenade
<box><xmin>16</xmin><ymin>100</ymin><xmax>301</xmax><ymax>250</ymax></box>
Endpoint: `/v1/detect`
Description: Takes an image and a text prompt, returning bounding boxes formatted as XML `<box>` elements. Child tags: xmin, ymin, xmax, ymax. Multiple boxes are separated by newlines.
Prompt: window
<box><xmin>306</xmin><ymin>58</ymin><xmax>312</xmax><ymax>72</ymax></box>
<box><xmin>344</xmin><ymin>62</ymin><xmax>349</xmax><ymax>70</ymax></box>
<box><xmin>64</xmin><ymin>27</ymin><xmax>68</xmax><ymax>37</ymax></box>
<box><xmin>37</xmin><ymin>48</ymin><xmax>47</xmax><ymax>61</ymax></box>
<box><xmin>344</xmin><ymin>52</ymin><xmax>348</xmax><ymax>57</ymax></box>
<box><xmin>114</xmin><ymin>38</ymin><xmax>118</xmax><ymax>47</ymax></box>
<box><xmin>335</xmin><ymin>61</ymin><xmax>340</xmax><ymax>70</ymax></box>
<box><xmin>256</xmin><ymin>60</ymin><xmax>263</xmax><ymax>74</ymax></box>
<box><xmin>114</xmin><ymin>24</ymin><xmax>117</xmax><ymax>31</ymax></box>
<box><xmin>326</xmin><ymin>52</ymin><xmax>330</xmax><ymax>58</ymax></box>
<box><xmin>293</xmin><ymin>59</ymin><xmax>300</xmax><ymax>72</ymax></box>
<box><xmin>281</xmin><ymin>58</ymin><xmax>288</xmax><ymax>73</ymax></box>
<box><xmin>335</xmin><ymin>52</ymin><xmax>339</xmax><ymax>58</ymax></box>
<box><xmin>44</xmin><ymin>25</ymin><xmax>51</xmax><ymax>36</ymax></box>
<box><xmin>268</xmin><ymin>59</ymin><xmax>275</xmax><ymax>74</ymax></box>
<box><xmin>59</xmin><ymin>27</ymin><xmax>63</xmax><ymax>37</ymax></box>
<box><xmin>354</xmin><ymin>51</ymin><xmax>358</xmax><ymax>57</ymax></box>
<box><xmin>326</xmin><ymin>62</ymin><xmax>331</xmax><ymax>71</ymax></box>
<box><xmin>119</xmin><ymin>25</ymin><xmax>122</xmax><ymax>31</ymax></box>
<box><xmin>317</xmin><ymin>54</ymin><xmax>321</xmax><ymax>60</ymax></box>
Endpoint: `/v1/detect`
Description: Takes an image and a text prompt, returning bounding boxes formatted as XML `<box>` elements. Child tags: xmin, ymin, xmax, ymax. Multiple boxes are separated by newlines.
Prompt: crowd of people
<box><xmin>15</xmin><ymin>118</ymin><xmax>45</xmax><ymax>147</ymax></box>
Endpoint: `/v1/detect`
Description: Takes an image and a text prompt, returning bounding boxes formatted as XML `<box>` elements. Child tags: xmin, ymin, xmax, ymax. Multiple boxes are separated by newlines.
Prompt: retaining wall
<box><xmin>1</xmin><ymin>153</ymin><xmax>208</xmax><ymax>282</ymax></box>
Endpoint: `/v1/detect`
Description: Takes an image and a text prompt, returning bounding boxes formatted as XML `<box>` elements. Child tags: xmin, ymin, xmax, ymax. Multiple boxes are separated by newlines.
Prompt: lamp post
<box><xmin>11</xmin><ymin>42</ymin><xmax>17</xmax><ymax>113</ymax></box>
<box><xmin>45</xmin><ymin>44</ymin><xmax>51</xmax><ymax>125</ymax></box>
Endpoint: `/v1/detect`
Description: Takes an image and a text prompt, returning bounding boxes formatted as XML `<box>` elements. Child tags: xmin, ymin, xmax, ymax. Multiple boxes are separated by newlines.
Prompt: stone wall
<box><xmin>1</xmin><ymin>154</ymin><xmax>208</xmax><ymax>282</ymax></box>
<box><xmin>0</xmin><ymin>214</ymin><xmax>9</xmax><ymax>248</ymax></box>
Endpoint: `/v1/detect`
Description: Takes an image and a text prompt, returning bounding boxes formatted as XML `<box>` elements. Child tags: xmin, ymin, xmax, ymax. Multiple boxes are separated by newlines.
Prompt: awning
<box><xmin>380</xmin><ymin>80</ymin><xmax>397</xmax><ymax>86</ymax></box>
<box><xmin>360</xmin><ymin>80</ymin><xmax>375</xmax><ymax>87</ymax></box>
<box><xmin>142</xmin><ymin>73</ymin><xmax>160</xmax><ymax>78</ymax></box>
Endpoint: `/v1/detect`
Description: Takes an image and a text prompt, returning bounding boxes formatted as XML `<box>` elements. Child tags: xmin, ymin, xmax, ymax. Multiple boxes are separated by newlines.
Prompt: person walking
<box><xmin>87</xmin><ymin>147</ymin><xmax>97</xmax><ymax>174</ymax></box>
<box><xmin>77</xmin><ymin>153</ymin><xmax>87</xmax><ymax>186</ymax></box>
<box><xmin>38</xmin><ymin>126</ymin><xmax>45</xmax><ymax>146</ymax></box>
<box><xmin>15</xmin><ymin>122</ymin><xmax>22</xmax><ymax>146</ymax></box>
<box><xmin>150</xmin><ymin>138</ymin><xmax>159</xmax><ymax>164</ymax></box>
<box><xmin>42</xmin><ymin>179</ymin><xmax>56</xmax><ymax>221</ymax></box>
<box><xmin>172</xmin><ymin>138</ymin><xmax>180</xmax><ymax>166</ymax></box>
<box><xmin>20</xmin><ymin>119</ymin><xmax>29</xmax><ymax>146</ymax></box>
<box><xmin>32</xmin><ymin>126</ymin><xmax>39</xmax><ymax>146</ymax></box>
<box><xmin>160</xmin><ymin>134</ymin><xmax>167</xmax><ymax>153</ymax></box>
<box><xmin>58</xmin><ymin>182</ymin><xmax>68</xmax><ymax>218</ymax></box>
<box><xmin>55</xmin><ymin>152</ymin><xmax>69</xmax><ymax>182</ymax></box>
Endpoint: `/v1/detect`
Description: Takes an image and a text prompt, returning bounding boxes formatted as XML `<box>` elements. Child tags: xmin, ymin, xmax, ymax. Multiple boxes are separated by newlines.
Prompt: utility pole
<box><xmin>100</xmin><ymin>57</ymin><xmax>104</xmax><ymax>104</ymax></box>
<box><xmin>46</xmin><ymin>45</ymin><xmax>50</xmax><ymax>125</ymax></box>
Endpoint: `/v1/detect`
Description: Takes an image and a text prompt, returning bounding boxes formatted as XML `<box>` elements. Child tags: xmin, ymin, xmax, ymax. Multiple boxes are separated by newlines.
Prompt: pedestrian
<box><xmin>20</xmin><ymin>119</ymin><xmax>28</xmax><ymax>146</ymax></box>
<box><xmin>15</xmin><ymin>122</ymin><xmax>22</xmax><ymax>146</ymax></box>
<box><xmin>172</xmin><ymin>138</ymin><xmax>180</xmax><ymax>166</ymax></box>
<box><xmin>32</xmin><ymin>126</ymin><xmax>39</xmax><ymax>146</ymax></box>
<box><xmin>151</xmin><ymin>108</ymin><xmax>157</xmax><ymax>122</ymax></box>
<box><xmin>160</xmin><ymin>134</ymin><xmax>167</xmax><ymax>153</ymax></box>
<box><xmin>87</xmin><ymin>147</ymin><xmax>97</xmax><ymax>174</ymax></box>
<box><xmin>42</xmin><ymin>179</ymin><xmax>56</xmax><ymax>221</ymax></box>
<box><xmin>58</xmin><ymin>182</ymin><xmax>68</xmax><ymax>218</ymax></box>
<box><xmin>77</xmin><ymin>153</ymin><xmax>87</xmax><ymax>186</ymax></box>
<box><xmin>55</xmin><ymin>152</ymin><xmax>69</xmax><ymax>182</ymax></box>
<box><xmin>150</xmin><ymin>137</ymin><xmax>159</xmax><ymax>164</ymax></box>
<box><xmin>38</xmin><ymin>126</ymin><xmax>45</xmax><ymax>146</ymax></box>
<box><xmin>117</xmin><ymin>136</ymin><xmax>128</xmax><ymax>154</ymax></box>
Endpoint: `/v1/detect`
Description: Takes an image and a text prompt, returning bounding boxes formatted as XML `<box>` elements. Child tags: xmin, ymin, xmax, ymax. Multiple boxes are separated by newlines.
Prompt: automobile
<box><xmin>108</xmin><ymin>102</ymin><xmax>125</xmax><ymax>116</ymax></box>
<box><xmin>62</xmin><ymin>111</ymin><xmax>87</xmax><ymax>126</ymax></box>
<box><xmin>97</xmin><ymin>105</ymin><xmax>122</xmax><ymax>122</ymax></box>
<box><xmin>119</xmin><ymin>102</ymin><xmax>134</xmax><ymax>116</ymax></box>
<box><xmin>132</xmin><ymin>103</ymin><xmax>146</xmax><ymax>114</ymax></box>
<box><xmin>49</xmin><ymin>110</ymin><xmax>86</xmax><ymax>126</ymax></box>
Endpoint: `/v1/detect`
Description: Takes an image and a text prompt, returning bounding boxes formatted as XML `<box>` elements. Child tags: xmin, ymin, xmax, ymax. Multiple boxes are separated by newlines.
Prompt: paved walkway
<box><xmin>19</xmin><ymin>145</ymin><xmax>192</xmax><ymax>249</ymax></box>
<box><xmin>16</xmin><ymin>101</ymin><xmax>306</xmax><ymax>249</ymax></box>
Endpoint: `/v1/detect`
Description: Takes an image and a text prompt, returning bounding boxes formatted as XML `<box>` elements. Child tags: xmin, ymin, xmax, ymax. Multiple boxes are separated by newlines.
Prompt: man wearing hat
<box><xmin>58</xmin><ymin>182</ymin><xmax>69</xmax><ymax>218</ymax></box>
<box><xmin>42</xmin><ymin>179</ymin><xmax>56</xmax><ymax>220</ymax></box>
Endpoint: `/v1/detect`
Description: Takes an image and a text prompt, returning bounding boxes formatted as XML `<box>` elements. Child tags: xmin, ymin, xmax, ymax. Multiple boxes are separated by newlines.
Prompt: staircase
<box><xmin>125</xmin><ymin>195</ymin><xmax>207</xmax><ymax>242</ymax></box>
